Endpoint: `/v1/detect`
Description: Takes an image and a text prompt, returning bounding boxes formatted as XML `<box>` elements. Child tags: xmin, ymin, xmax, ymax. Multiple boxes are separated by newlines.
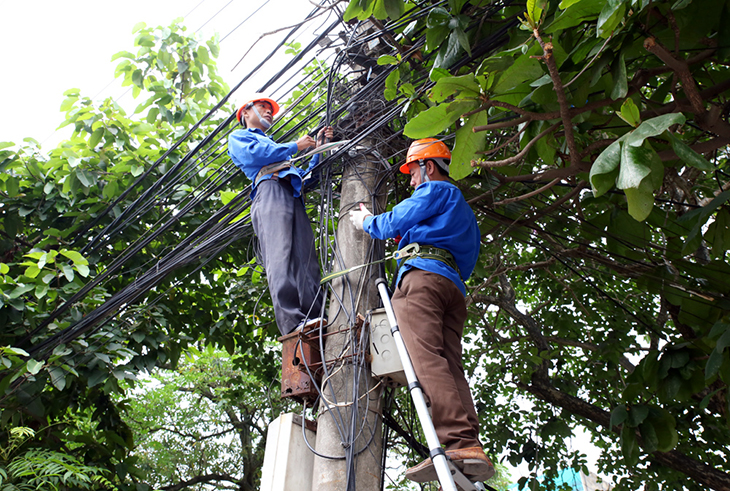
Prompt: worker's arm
<box><xmin>361</xmin><ymin>183</ymin><xmax>444</xmax><ymax>239</ymax></box>
<box><xmin>228</xmin><ymin>130</ymin><xmax>299</xmax><ymax>178</ymax></box>
<box><xmin>299</xmin><ymin>126</ymin><xmax>335</xmax><ymax>175</ymax></box>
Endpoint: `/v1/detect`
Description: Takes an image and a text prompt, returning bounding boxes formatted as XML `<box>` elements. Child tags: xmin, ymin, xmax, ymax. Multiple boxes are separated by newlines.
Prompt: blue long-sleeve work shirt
<box><xmin>227</xmin><ymin>128</ymin><xmax>321</xmax><ymax>199</ymax></box>
<box><xmin>362</xmin><ymin>180</ymin><xmax>481</xmax><ymax>296</ymax></box>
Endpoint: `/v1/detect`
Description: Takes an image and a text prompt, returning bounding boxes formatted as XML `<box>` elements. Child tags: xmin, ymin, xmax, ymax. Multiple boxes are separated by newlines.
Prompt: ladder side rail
<box><xmin>375</xmin><ymin>278</ymin><xmax>459</xmax><ymax>491</ymax></box>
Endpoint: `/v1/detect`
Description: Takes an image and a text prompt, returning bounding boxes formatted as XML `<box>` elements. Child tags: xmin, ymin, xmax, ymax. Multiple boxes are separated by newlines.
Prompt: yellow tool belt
<box><xmin>394</xmin><ymin>243</ymin><xmax>461</xmax><ymax>278</ymax></box>
<box><xmin>255</xmin><ymin>161</ymin><xmax>292</xmax><ymax>186</ymax></box>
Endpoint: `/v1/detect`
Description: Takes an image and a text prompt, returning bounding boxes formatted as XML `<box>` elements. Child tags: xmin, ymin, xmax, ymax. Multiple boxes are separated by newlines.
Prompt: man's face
<box><xmin>407</xmin><ymin>161</ymin><xmax>423</xmax><ymax>189</ymax></box>
<box><xmin>245</xmin><ymin>101</ymin><xmax>273</xmax><ymax>129</ymax></box>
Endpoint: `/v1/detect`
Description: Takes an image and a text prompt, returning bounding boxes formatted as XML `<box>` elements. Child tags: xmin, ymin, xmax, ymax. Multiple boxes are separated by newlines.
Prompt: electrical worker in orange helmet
<box><xmin>349</xmin><ymin>138</ymin><xmax>494</xmax><ymax>484</ymax></box>
<box><xmin>228</xmin><ymin>94</ymin><xmax>333</xmax><ymax>335</ymax></box>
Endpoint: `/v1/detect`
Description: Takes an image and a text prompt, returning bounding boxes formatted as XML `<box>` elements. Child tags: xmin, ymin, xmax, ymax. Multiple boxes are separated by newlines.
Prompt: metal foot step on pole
<box><xmin>375</xmin><ymin>278</ymin><xmax>487</xmax><ymax>491</ymax></box>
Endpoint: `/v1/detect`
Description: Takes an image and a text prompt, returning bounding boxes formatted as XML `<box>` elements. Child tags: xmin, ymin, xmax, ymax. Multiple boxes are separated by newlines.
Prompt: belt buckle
<box><xmin>394</xmin><ymin>243</ymin><xmax>420</xmax><ymax>260</ymax></box>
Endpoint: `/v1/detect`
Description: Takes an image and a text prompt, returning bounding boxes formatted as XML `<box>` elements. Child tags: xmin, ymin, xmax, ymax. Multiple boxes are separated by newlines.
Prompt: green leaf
<box><xmin>131</xmin><ymin>21</ymin><xmax>146</xmax><ymax>33</ymax></box>
<box><xmin>136</xmin><ymin>35</ymin><xmax>155</xmax><ymax>48</ymax></box>
<box><xmin>26</xmin><ymin>359</ymin><xmax>44</xmax><ymax>375</ymax></box>
<box><xmin>639</xmin><ymin>421</ymin><xmax>658</xmax><ymax>452</ymax></box>
<box><xmin>526</xmin><ymin>0</ymin><xmax>546</xmax><ymax>24</ymax></box>
<box><xmin>627</xmin><ymin>113</ymin><xmax>686</xmax><ymax>147</ymax></box>
<box><xmin>492</xmin><ymin>55</ymin><xmax>543</xmax><ymax>94</ymax></box>
<box><xmin>454</xmin><ymin>27</ymin><xmax>471</xmax><ymax>56</ymax></box>
<box><xmin>132</xmin><ymin>69</ymin><xmax>144</xmax><ymax>88</ymax></box>
<box><xmin>2</xmin><ymin>347</ymin><xmax>29</xmax><ymax>357</ymax></box>
<box><xmin>103</xmin><ymin>180</ymin><xmax>119</xmax><ymax>200</ymax></box>
<box><xmin>0</xmin><ymin>263</ymin><xmax>9</xmax><ymax>274</ymax></box>
<box><xmin>717</xmin><ymin>329</ymin><xmax>730</xmax><ymax>353</ymax></box>
<box><xmin>5</xmin><ymin>176</ymin><xmax>19</xmax><ymax>197</ymax></box>
<box><xmin>546</xmin><ymin>0</ymin><xmax>605</xmax><ymax>33</ymax></box>
<box><xmin>384</xmin><ymin>69</ymin><xmax>400</xmax><ymax>101</ymax></box>
<box><xmin>678</xmin><ymin>189</ymin><xmax>730</xmax><ymax>253</ymax></box>
<box><xmin>47</xmin><ymin>366</ymin><xmax>66</xmax><ymax>391</ymax></box>
<box><xmin>111</xmin><ymin>50</ymin><xmax>136</xmax><ymax>62</ymax></box>
<box><xmin>427</xmin><ymin>7</ymin><xmax>451</xmax><ymax>27</ymax></box>
<box><xmin>60</xmin><ymin>250</ymin><xmax>88</xmax><ymax>266</ymax></box>
<box><xmin>558</xmin><ymin>0</ymin><xmax>583</xmax><ymax>8</ymax></box>
<box><xmin>705</xmin><ymin>208</ymin><xmax>730</xmax><ymax>258</ymax></box>
<box><xmin>403</xmin><ymin>100</ymin><xmax>477</xmax><ymax>139</ymax></box>
<box><xmin>24</xmin><ymin>265</ymin><xmax>41</xmax><ymax>279</ymax></box>
<box><xmin>618</xmin><ymin>99</ymin><xmax>641</xmax><ymax>127</ymax></box>
<box><xmin>709</xmin><ymin>322</ymin><xmax>730</xmax><ymax>339</ymax></box>
<box><xmin>649</xmin><ymin>408</ymin><xmax>678</xmax><ymax>452</ymax></box>
<box><xmin>617</xmin><ymin>143</ymin><xmax>654</xmax><ymax>189</ymax></box>
<box><xmin>611</xmin><ymin>54</ymin><xmax>628</xmax><ymax>100</ymax></box>
<box><xmin>219</xmin><ymin>191</ymin><xmax>238</xmax><ymax>205</ymax></box>
<box><xmin>706</xmin><ymin>349</ymin><xmax>724</xmax><ymax>379</ymax></box>
<box><xmin>667</xmin><ymin>133</ymin><xmax>714</xmax><ymax>171</ymax></box>
<box><xmin>610</xmin><ymin>405</ymin><xmax>628</xmax><ymax>428</ymax></box>
<box><xmin>451</xmin><ymin>111</ymin><xmax>488</xmax><ymax>180</ymax></box>
<box><xmin>342</xmin><ymin>0</ymin><xmax>365</xmax><ymax>21</ymax></box>
<box><xmin>590</xmin><ymin>139</ymin><xmax>622</xmax><ymax>197</ymax></box>
<box><xmin>377</xmin><ymin>55</ymin><xmax>399</xmax><ymax>66</ymax></box>
<box><xmin>132</xmin><ymin>123</ymin><xmax>155</xmax><ymax>135</ymax></box>
<box><xmin>196</xmin><ymin>45</ymin><xmax>210</xmax><ymax>64</ymax></box>
<box><xmin>597</xmin><ymin>1</ymin><xmax>626</xmax><ymax>37</ymax></box>
<box><xmin>627</xmin><ymin>404</ymin><xmax>649</xmax><ymax>426</ymax></box>
<box><xmin>431</xmin><ymin>74</ymin><xmax>481</xmax><ymax>103</ymax></box>
<box><xmin>620</xmin><ymin>424</ymin><xmax>640</xmax><ymax>465</ymax></box>
<box><xmin>383</xmin><ymin>0</ymin><xmax>405</xmax><ymax>19</ymax></box>
<box><xmin>8</xmin><ymin>284</ymin><xmax>34</xmax><ymax>299</ymax></box>
<box><xmin>426</xmin><ymin>25</ymin><xmax>450</xmax><ymax>53</ymax></box>
<box><xmin>434</xmin><ymin>31</ymin><xmax>462</xmax><ymax>69</ymax></box>
<box><xmin>61</xmin><ymin>264</ymin><xmax>74</xmax><ymax>282</ymax></box>
<box><xmin>89</xmin><ymin>128</ymin><xmax>105</xmax><ymax>148</ymax></box>
<box><xmin>624</xmin><ymin>177</ymin><xmax>655</xmax><ymax>221</ymax></box>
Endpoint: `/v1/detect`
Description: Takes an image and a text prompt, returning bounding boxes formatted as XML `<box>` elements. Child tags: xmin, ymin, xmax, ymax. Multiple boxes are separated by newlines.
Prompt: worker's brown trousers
<box><xmin>391</xmin><ymin>269</ymin><xmax>481</xmax><ymax>450</ymax></box>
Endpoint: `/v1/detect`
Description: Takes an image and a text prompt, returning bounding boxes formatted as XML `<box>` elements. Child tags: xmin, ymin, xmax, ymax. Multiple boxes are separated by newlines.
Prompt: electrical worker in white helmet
<box><xmin>228</xmin><ymin>94</ymin><xmax>333</xmax><ymax>335</ymax></box>
<box><xmin>349</xmin><ymin>138</ymin><xmax>494</xmax><ymax>484</ymax></box>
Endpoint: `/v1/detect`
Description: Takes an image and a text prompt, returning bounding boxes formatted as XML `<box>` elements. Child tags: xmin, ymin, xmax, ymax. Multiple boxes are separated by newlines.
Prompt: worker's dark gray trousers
<box><xmin>251</xmin><ymin>178</ymin><xmax>323</xmax><ymax>335</ymax></box>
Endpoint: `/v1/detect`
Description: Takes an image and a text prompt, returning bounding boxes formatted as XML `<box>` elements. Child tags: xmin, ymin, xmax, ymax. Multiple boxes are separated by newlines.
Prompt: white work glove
<box><xmin>348</xmin><ymin>203</ymin><xmax>372</xmax><ymax>231</ymax></box>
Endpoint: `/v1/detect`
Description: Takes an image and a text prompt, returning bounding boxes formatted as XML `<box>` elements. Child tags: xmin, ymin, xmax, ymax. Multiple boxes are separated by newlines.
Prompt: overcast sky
<box><xmin>0</xmin><ymin>0</ymin><xmax>319</xmax><ymax>150</ymax></box>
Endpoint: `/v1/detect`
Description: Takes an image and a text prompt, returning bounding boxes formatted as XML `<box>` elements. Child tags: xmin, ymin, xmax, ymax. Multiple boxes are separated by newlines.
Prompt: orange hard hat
<box><xmin>236</xmin><ymin>94</ymin><xmax>280</xmax><ymax>124</ymax></box>
<box><xmin>399</xmin><ymin>138</ymin><xmax>451</xmax><ymax>174</ymax></box>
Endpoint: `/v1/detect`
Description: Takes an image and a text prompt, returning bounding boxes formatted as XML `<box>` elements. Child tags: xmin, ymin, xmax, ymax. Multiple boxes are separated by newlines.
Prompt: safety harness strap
<box><xmin>255</xmin><ymin>161</ymin><xmax>292</xmax><ymax>186</ymax></box>
<box><xmin>394</xmin><ymin>242</ymin><xmax>462</xmax><ymax>280</ymax></box>
<box><xmin>320</xmin><ymin>242</ymin><xmax>463</xmax><ymax>285</ymax></box>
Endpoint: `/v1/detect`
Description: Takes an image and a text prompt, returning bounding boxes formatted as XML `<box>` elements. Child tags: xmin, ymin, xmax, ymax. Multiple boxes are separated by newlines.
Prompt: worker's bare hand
<box><xmin>296</xmin><ymin>135</ymin><xmax>316</xmax><ymax>151</ymax></box>
<box><xmin>316</xmin><ymin>126</ymin><xmax>334</xmax><ymax>147</ymax></box>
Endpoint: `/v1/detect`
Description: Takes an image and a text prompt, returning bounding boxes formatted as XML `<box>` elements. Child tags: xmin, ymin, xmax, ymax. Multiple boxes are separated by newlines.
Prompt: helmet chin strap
<box><xmin>419</xmin><ymin>160</ymin><xmax>430</xmax><ymax>183</ymax></box>
<box><xmin>251</xmin><ymin>105</ymin><xmax>272</xmax><ymax>130</ymax></box>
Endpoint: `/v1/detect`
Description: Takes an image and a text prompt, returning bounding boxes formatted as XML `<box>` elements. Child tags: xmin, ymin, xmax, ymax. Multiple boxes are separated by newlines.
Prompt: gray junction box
<box><xmin>368</xmin><ymin>308</ymin><xmax>407</xmax><ymax>387</ymax></box>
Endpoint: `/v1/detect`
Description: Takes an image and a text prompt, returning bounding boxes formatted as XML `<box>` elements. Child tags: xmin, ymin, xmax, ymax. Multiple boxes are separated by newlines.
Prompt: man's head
<box><xmin>236</xmin><ymin>95</ymin><xmax>280</xmax><ymax>131</ymax></box>
<box><xmin>400</xmin><ymin>138</ymin><xmax>451</xmax><ymax>188</ymax></box>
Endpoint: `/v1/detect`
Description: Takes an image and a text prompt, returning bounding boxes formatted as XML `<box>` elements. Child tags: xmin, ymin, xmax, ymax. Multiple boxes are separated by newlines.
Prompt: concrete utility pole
<box><xmin>311</xmin><ymin>145</ymin><xmax>386</xmax><ymax>491</ymax></box>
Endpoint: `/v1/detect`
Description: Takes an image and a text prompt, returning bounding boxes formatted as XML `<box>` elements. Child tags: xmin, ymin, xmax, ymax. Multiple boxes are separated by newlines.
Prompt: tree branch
<box><xmin>160</xmin><ymin>473</ymin><xmax>241</xmax><ymax>491</ymax></box>
<box><xmin>533</xmin><ymin>36</ymin><xmax>579</xmax><ymax>167</ymax></box>
<box><xmin>472</xmin><ymin>122</ymin><xmax>560</xmax><ymax>168</ymax></box>
<box><xmin>519</xmin><ymin>377</ymin><xmax>730</xmax><ymax>491</ymax></box>
<box><xmin>492</xmin><ymin>178</ymin><xmax>562</xmax><ymax>206</ymax></box>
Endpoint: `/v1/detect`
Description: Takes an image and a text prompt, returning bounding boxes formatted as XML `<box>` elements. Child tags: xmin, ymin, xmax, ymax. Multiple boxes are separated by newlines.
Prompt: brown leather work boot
<box><xmin>405</xmin><ymin>447</ymin><xmax>495</xmax><ymax>483</ymax></box>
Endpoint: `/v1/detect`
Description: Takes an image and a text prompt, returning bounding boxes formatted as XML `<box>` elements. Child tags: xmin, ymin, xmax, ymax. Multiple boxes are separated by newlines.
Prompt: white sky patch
<box><xmin>0</xmin><ymin>0</ymin><xmax>319</xmax><ymax>151</ymax></box>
